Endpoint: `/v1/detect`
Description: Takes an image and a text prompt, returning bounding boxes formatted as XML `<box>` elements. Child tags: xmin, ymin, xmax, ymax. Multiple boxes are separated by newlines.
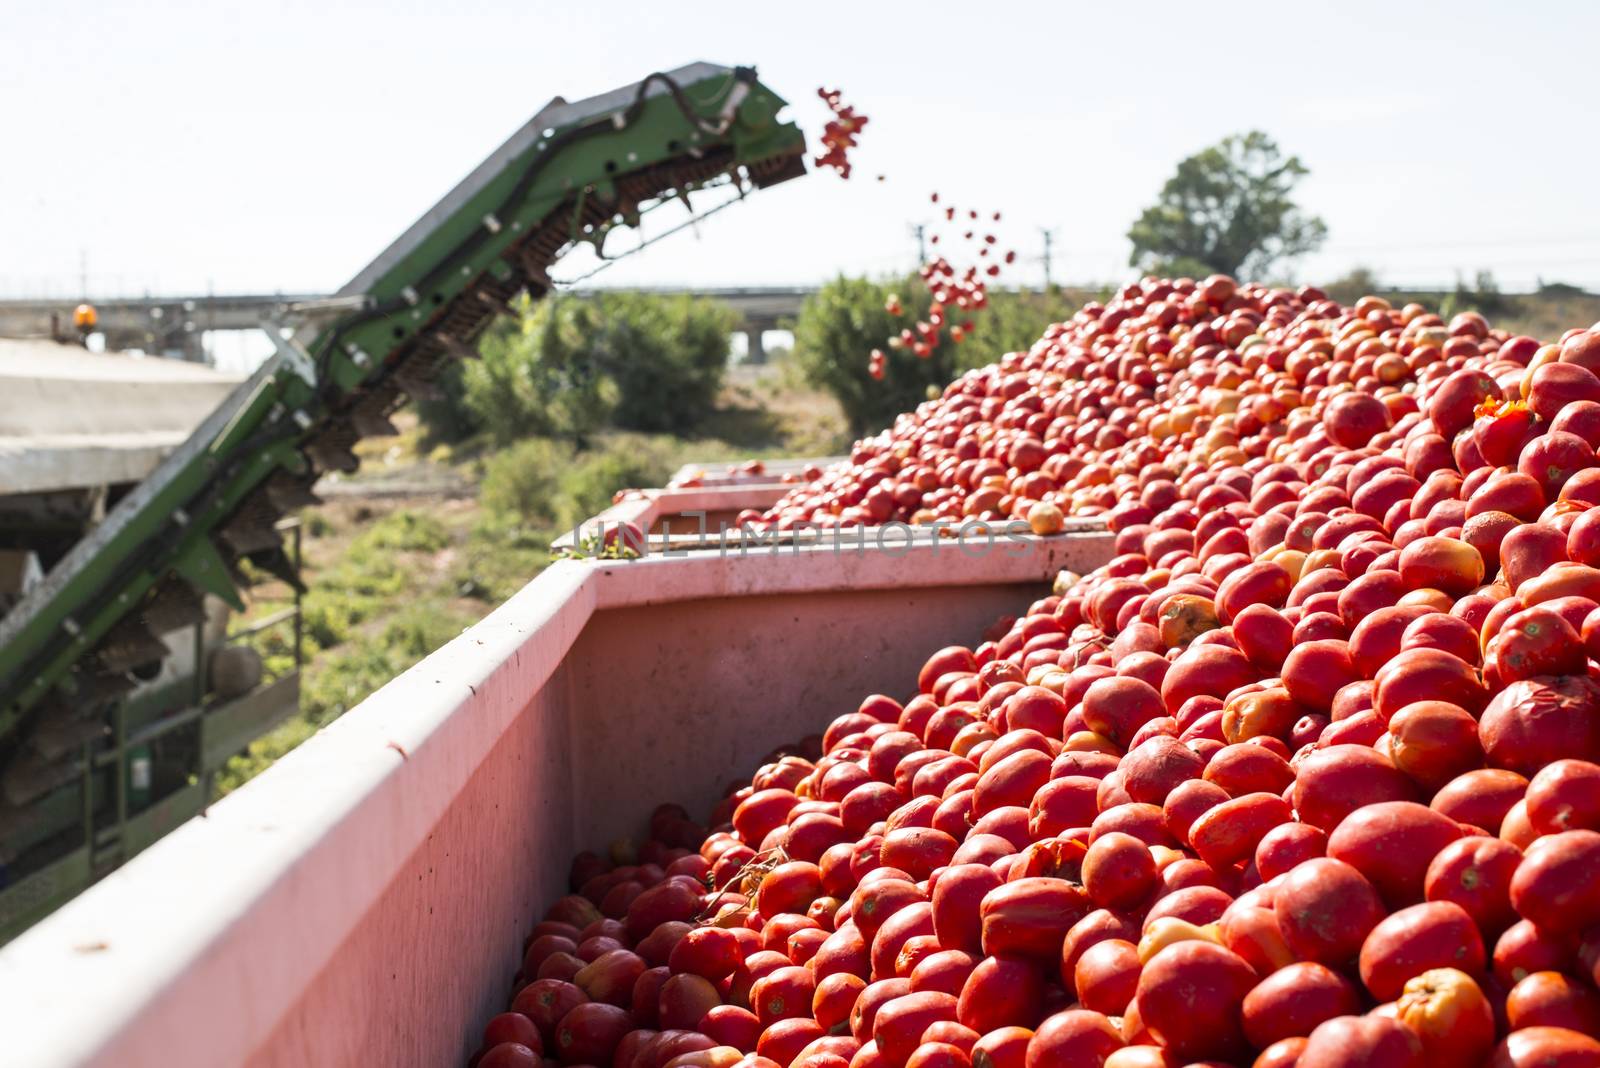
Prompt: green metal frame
<box><xmin>0</xmin><ymin>64</ymin><xmax>805</xmax><ymax>752</ymax></box>
<box><xmin>0</xmin><ymin>848</ymin><xmax>90</xmax><ymax>940</ymax></box>
<box><xmin>0</xmin><ymin>521</ymin><xmax>306</xmax><ymax>942</ymax></box>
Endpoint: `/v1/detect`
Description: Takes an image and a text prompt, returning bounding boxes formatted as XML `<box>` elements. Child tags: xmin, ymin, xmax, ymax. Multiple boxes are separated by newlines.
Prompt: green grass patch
<box><xmin>478</xmin><ymin>432</ymin><xmax>786</xmax><ymax>532</ymax></box>
<box><xmin>216</xmin><ymin>597</ymin><xmax>473</xmax><ymax>795</ymax></box>
<box><xmin>453</xmin><ymin>518</ymin><xmax>559</xmax><ymax>604</ymax></box>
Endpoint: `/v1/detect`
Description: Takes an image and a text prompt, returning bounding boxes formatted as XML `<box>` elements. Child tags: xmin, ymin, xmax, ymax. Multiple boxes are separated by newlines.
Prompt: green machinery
<box><xmin>0</xmin><ymin>62</ymin><xmax>806</xmax><ymax>936</ymax></box>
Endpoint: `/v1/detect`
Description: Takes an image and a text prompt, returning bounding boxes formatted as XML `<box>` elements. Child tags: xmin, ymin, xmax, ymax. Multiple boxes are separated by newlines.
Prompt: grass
<box><xmin>215</xmin><ymin>505</ymin><xmax>480</xmax><ymax>794</ymax></box>
<box><xmin>213</xmin><ymin>599</ymin><xmax>476</xmax><ymax>794</ymax></box>
<box><xmin>214</xmin><ymin>370</ymin><xmax>846</xmax><ymax>797</ymax></box>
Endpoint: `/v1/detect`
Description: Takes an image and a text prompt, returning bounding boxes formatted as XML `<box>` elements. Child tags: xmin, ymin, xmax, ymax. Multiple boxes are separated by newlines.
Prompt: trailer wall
<box><xmin>0</xmin><ymin>531</ymin><xmax>1112</xmax><ymax>1068</ymax></box>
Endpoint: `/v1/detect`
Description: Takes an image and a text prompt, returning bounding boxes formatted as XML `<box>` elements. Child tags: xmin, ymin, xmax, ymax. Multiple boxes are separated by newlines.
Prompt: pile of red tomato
<box><xmin>475</xmin><ymin>276</ymin><xmax>1600</xmax><ymax>1068</ymax></box>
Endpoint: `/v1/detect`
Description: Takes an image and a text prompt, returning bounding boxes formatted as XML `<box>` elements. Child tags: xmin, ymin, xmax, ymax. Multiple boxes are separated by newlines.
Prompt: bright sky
<box><xmin>5</xmin><ymin>0</ymin><xmax>1600</xmax><ymax>304</ymax></box>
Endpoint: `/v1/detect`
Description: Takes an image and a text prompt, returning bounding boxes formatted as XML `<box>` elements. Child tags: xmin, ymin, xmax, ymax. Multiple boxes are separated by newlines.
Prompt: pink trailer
<box><xmin>0</xmin><ymin>492</ymin><xmax>1112</xmax><ymax>1068</ymax></box>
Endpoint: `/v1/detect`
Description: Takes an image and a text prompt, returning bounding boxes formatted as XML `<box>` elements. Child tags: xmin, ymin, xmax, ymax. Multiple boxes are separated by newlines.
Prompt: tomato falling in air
<box><xmin>814</xmin><ymin>87</ymin><xmax>868</xmax><ymax>178</ymax></box>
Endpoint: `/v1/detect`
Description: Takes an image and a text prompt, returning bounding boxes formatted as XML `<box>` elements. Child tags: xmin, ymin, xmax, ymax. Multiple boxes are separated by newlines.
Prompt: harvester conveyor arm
<box><xmin>0</xmin><ymin>62</ymin><xmax>806</xmax><ymax>789</ymax></box>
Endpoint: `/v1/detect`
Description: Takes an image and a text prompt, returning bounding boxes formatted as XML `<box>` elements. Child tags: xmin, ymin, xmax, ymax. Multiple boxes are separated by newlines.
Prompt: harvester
<box><xmin>0</xmin><ymin>62</ymin><xmax>806</xmax><ymax>936</ymax></box>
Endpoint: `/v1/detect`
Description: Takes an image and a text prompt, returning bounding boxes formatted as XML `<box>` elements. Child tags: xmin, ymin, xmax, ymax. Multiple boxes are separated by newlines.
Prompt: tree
<box><xmin>1128</xmin><ymin>131</ymin><xmax>1327</xmax><ymax>280</ymax></box>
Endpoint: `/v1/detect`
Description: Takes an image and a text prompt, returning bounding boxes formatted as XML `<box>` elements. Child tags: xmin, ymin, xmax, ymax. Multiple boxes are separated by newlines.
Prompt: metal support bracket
<box><xmin>260</xmin><ymin>321</ymin><xmax>318</xmax><ymax>387</ymax></box>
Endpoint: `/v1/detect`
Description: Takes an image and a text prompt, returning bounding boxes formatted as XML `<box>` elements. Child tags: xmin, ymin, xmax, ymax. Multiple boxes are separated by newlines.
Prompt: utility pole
<box><xmin>910</xmin><ymin>223</ymin><xmax>927</xmax><ymax>266</ymax></box>
<box><xmin>1039</xmin><ymin>228</ymin><xmax>1057</xmax><ymax>290</ymax></box>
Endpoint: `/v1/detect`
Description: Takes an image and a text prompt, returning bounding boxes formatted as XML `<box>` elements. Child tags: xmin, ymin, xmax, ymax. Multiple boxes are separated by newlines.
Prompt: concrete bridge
<box><xmin>0</xmin><ymin>286</ymin><xmax>815</xmax><ymax>363</ymax></box>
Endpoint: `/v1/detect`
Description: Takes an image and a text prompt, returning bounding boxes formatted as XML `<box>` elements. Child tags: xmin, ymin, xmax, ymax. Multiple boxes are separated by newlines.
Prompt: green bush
<box><xmin>595</xmin><ymin>293</ymin><xmax>738</xmax><ymax>434</ymax></box>
<box><xmin>478</xmin><ymin>433</ymin><xmax>689</xmax><ymax>530</ymax></box>
<box><xmin>791</xmin><ymin>276</ymin><xmax>953</xmax><ymax>436</ymax></box>
<box><xmin>555</xmin><ymin>434</ymin><xmax>684</xmax><ymax>522</ymax></box>
<box><xmin>963</xmin><ymin>289</ymin><xmax>1097</xmax><ymax>362</ymax></box>
<box><xmin>356</xmin><ymin>510</ymin><xmax>449</xmax><ymax>553</ymax></box>
<box><xmin>415</xmin><ymin>358</ymin><xmax>479</xmax><ymax>448</ymax></box>
<box><xmin>300</xmin><ymin>593</ymin><xmax>367</xmax><ymax>650</ymax></box>
<box><xmin>791</xmin><ymin>277</ymin><xmax>1094</xmax><ymax>436</ymax></box>
<box><xmin>452</xmin><ymin>517</ymin><xmax>555</xmax><ymax>603</ymax></box>
<box><xmin>420</xmin><ymin>291</ymin><xmax>737</xmax><ymax>445</ymax></box>
<box><xmin>465</xmin><ymin>299</ymin><xmax>618</xmax><ymax>444</ymax></box>
<box><xmin>479</xmin><ymin>437</ymin><xmax>576</xmax><ymax>523</ymax></box>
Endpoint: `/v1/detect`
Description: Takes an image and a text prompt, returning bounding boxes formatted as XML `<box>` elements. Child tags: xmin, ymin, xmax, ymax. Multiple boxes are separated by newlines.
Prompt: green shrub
<box><xmin>452</xmin><ymin>517</ymin><xmax>555</xmax><ymax>603</ymax></box>
<box><xmin>791</xmin><ymin>276</ymin><xmax>953</xmax><ymax>436</ymax></box>
<box><xmin>356</xmin><ymin>510</ymin><xmax>450</xmax><ymax>553</ymax></box>
<box><xmin>479</xmin><ymin>437</ymin><xmax>576</xmax><ymax>523</ymax></box>
<box><xmin>300</xmin><ymin>595</ymin><xmax>359</xmax><ymax>650</ymax></box>
<box><xmin>791</xmin><ymin>277</ymin><xmax>1095</xmax><ymax>436</ymax></box>
<box><xmin>419</xmin><ymin>292</ymin><xmax>737</xmax><ymax>445</ymax></box>
<box><xmin>462</xmin><ymin>300</ymin><xmax>618</xmax><ymax>444</ymax></box>
<box><xmin>592</xmin><ymin>293</ymin><xmax>738</xmax><ymax>434</ymax></box>
<box><xmin>415</xmin><ymin>357</ymin><xmax>480</xmax><ymax>447</ymax></box>
<box><xmin>962</xmin><ymin>289</ymin><xmax>1098</xmax><ymax>364</ymax></box>
<box><xmin>554</xmin><ymin>434</ymin><xmax>683</xmax><ymax>525</ymax></box>
<box><xmin>479</xmin><ymin>433</ymin><xmax>694</xmax><ymax>531</ymax></box>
